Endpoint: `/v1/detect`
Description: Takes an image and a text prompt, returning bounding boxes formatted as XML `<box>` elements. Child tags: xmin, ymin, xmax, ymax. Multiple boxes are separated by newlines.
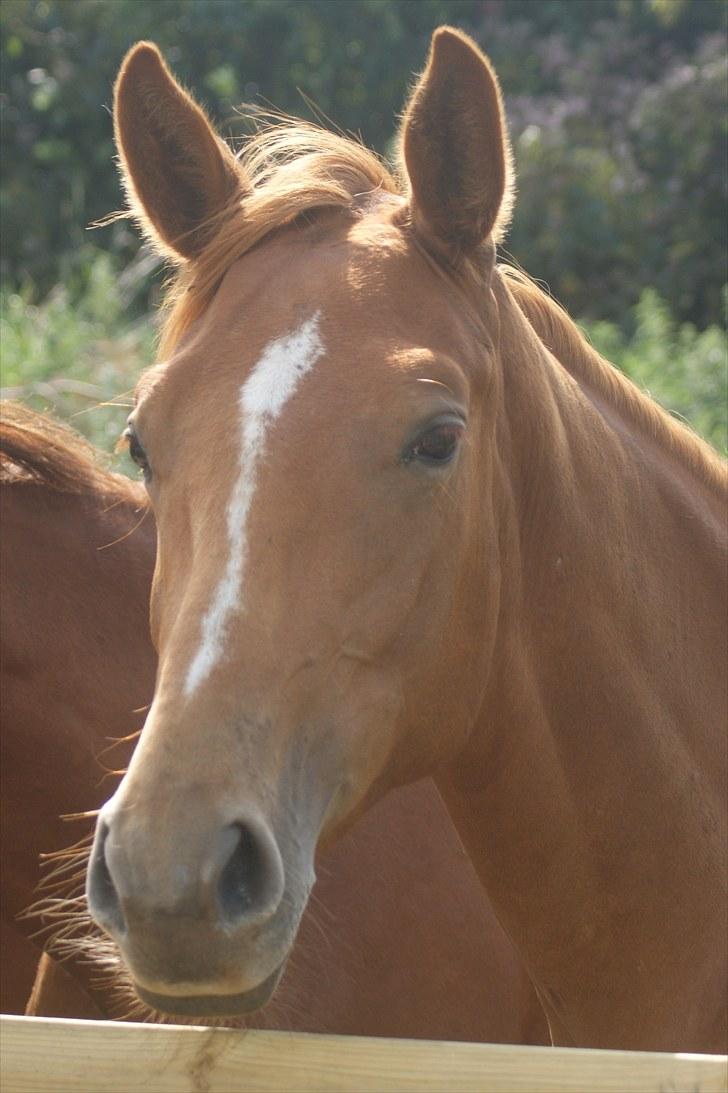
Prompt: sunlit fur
<box><xmin>502</xmin><ymin>268</ymin><xmax>726</xmax><ymax>495</ymax></box>
<box><xmin>155</xmin><ymin>121</ymin><xmax>397</xmax><ymax>355</ymax></box>
<box><xmin>2</xmin><ymin>406</ymin><xmax>544</xmax><ymax>1040</ymax></box>
<box><xmin>83</xmin><ymin>26</ymin><xmax>727</xmax><ymax>1051</ymax></box>
<box><xmin>120</xmin><ymin>118</ymin><xmax>724</xmax><ymax>500</ymax></box>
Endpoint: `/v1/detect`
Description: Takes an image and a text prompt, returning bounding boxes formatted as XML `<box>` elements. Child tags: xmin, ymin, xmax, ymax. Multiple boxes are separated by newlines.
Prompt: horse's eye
<box><xmin>123</xmin><ymin>426</ymin><xmax>151</xmax><ymax>479</ymax></box>
<box><xmin>404</xmin><ymin>417</ymin><xmax>465</xmax><ymax>467</ymax></box>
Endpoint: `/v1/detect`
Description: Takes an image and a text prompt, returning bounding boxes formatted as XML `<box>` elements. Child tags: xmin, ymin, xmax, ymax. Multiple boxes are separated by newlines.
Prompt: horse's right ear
<box><xmin>114</xmin><ymin>42</ymin><xmax>247</xmax><ymax>260</ymax></box>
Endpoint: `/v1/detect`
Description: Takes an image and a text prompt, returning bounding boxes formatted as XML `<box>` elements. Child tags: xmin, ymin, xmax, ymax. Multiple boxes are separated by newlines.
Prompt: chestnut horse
<box><xmin>0</xmin><ymin>405</ymin><xmax>155</xmax><ymax>1016</ymax></box>
<box><xmin>0</xmin><ymin>403</ymin><xmax>546</xmax><ymax>1042</ymax></box>
<box><xmin>85</xmin><ymin>28</ymin><xmax>726</xmax><ymax>1051</ymax></box>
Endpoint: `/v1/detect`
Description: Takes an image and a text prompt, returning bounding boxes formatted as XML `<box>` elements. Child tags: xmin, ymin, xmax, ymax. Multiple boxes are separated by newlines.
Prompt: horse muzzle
<box><xmin>85</xmin><ymin>799</ymin><xmax>304</xmax><ymax>1014</ymax></box>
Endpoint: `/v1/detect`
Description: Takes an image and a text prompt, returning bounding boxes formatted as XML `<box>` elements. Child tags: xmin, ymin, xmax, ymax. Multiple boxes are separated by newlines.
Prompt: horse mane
<box><xmin>502</xmin><ymin>267</ymin><xmax>727</xmax><ymax>494</ymax></box>
<box><xmin>158</xmin><ymin>119</ymin><xmax>399</xmax><ymax>356</ymax></box>
<box><xmin>0</xmin><ymin>402</ymin><xmax>143</xmax><ymax>501</ymax></box>
<box><xmin>147</xmin><ymin>117</ymin><xmax>724</xmax><ymax>493</ymax></box>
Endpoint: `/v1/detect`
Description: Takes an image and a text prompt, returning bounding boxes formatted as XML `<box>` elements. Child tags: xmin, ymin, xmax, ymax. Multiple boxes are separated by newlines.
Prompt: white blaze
<box><xmin>184</xmin><ymin>312</ymin><xmax>324</xmax><ymax>696</ymax></box>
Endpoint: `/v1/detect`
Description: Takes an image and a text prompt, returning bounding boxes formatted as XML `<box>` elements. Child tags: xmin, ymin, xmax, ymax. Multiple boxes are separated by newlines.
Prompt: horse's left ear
<box><xmin>399</xmin><ymin>27</ymin><xmax>514</xmax><ymax>258</ymax></box>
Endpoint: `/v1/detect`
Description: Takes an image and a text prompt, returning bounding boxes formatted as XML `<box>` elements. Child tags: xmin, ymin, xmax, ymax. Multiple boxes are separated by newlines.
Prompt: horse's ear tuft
<box><xmin>114</xmin><ymin>41</ymin><xmax>247</xmax><ymax>261</ymax></box>
<box><xmin>399</xmin><ymin>26</ymin><xmax>514</xmax><ymax>259</ymax></box>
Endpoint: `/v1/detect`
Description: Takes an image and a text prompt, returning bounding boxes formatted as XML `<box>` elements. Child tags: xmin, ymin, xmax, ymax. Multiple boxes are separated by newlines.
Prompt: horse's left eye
<box><xmin>123</xmin><ymin>426</ymin><xmax>151</xmax><ymax>479</ymax></box>
<box><xmin>403</xmin><ymin>417</ymin><xmax>465</xmax><ymax>467</ymax></box>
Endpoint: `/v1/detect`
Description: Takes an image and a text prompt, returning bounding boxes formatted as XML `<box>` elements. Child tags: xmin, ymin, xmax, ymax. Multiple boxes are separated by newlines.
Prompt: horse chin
<box><xmin>134</xmin><ymin>962</ymin><xmax>285</xmax><ymax>1018</ymax></box>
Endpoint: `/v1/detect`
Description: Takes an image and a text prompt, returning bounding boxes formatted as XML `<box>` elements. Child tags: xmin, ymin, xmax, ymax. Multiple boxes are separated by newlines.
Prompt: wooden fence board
<box><xmin>1</xmin><ymin>1015</ymin><xmax>726</xmax><ymax>1093</ymax></box>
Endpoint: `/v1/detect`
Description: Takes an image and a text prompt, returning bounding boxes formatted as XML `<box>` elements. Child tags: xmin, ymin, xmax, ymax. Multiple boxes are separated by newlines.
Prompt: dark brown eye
<box><xmin>123</xmin><ymin>425</ymin><xmax>151</xmax><ymax>479</ymax></box>
<box><xmin>403</xmin><ymin>417</ymin><xmax>465</xmax><ymax>467</ymax></box>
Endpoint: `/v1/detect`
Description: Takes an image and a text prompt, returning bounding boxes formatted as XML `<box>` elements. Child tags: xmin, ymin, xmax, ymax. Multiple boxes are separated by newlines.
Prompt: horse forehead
<box><xmin>160</xmin><ymin>212</ymin><xmax>464</xmax><ymax>421</ymax></box>
<box><xmin>212</xmin><ymin>212</ymin><xmax>421</xmax><ymax>329</ymax></box>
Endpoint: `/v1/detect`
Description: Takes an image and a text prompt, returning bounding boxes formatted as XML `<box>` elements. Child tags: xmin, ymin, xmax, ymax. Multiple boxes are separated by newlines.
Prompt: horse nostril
<box><xmin>217</xmin><ymin>822</ymin><xmax>282</xmax><ymax>926</ymax></box>
<box><xmin>86</xmin><ymin>819</ymin><xmax>126</xmax><ymax>936</ymax></box>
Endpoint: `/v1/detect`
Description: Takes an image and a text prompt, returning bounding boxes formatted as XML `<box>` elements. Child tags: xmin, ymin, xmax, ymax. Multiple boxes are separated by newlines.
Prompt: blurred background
<box><xmin>1</xmin><ymin>0</ymin><xmax>726</xmax><ymax>460</ymax></box>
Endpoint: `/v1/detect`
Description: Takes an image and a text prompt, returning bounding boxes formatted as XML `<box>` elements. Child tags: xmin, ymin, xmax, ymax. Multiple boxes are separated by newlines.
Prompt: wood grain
<box><xmin>1</xmin><ymin>1015</ymin><xmax>726</xmax><ymax>1092</ymax></box>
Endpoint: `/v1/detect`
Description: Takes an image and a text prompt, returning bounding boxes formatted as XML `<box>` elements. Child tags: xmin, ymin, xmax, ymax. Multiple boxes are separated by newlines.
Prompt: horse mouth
<box><xmin>134</xmin><ymin>962</ymin><xmax>284</xmax><ymax>1017</ymax></box>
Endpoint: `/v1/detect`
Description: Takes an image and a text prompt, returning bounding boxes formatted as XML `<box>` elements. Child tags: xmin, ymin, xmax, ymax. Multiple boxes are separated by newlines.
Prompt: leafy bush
<box><xmin>509</xmin><ymin>28</ymin><xmax>727</xmax><ymax>329</ymax></box>
<box><xmin>582</xmin><ymin>287</ymin><xmax>727</xmax><ymax>452</ymax></box>
<box><xmin>0</xmin><ymin>252</ymin><xmax>154</xmax><ymax>465</ymax></box>
<box><xmin>1</xmin><ymin>0</ymin><xmax>726</xmax><ymax>330</ymax></box>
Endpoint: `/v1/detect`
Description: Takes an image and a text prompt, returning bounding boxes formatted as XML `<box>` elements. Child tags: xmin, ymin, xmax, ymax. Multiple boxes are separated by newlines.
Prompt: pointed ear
<box><xmin>114</xmin><ymin>42</ymin><xmax>247</xmax><ymax>260</ymax></box>
<box><xmin>399</xmin><ymin>27</ymin><xmax>514</xmax><ymax>258</ymax></box>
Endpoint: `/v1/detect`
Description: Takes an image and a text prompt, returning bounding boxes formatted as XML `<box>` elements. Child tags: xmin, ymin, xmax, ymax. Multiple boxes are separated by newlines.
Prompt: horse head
<box><xmin>87</xmin><ymin>27</ymin><xmax>517</xmax><ymax>1016</ymax></box>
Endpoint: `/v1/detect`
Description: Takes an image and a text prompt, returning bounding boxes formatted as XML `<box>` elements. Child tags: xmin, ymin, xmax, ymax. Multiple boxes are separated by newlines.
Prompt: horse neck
<box><xmin>436</xmin><ymin>282</ymin><xmax>727</xmax><ymax>1050</ymax></box>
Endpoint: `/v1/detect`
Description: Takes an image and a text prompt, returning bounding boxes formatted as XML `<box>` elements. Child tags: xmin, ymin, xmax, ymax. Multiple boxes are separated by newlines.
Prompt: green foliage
<box><xmin>1</xmin><ymin>0</ymin><xmax>726</xmax><ymax>331</ymax></box>
<box><xmin>1</xmin><ymin>2</ymin><xmax>724</xmax><ymax>464</ymax></box>
<box><xmin>582</xmin><ymin>288</ymin><xmax>728</xmax><ymax>451</ymax></box>
<box><xmin>0</xmin><ymin>0</ymin><xmax>479</xmax><ymax>299</ymax></box>
<box><xmin>0</xmin><ymin>3</ymin><xmax>725</xmax><ymax>475</ymax></box>
<box><xmin>0</xmin><ymin>252</ymin><xmax>154</xmax><ymax>467</ymax></box>
<box><xmin>509</xmin><ymin>26</ymin><xmax>727</xmax><ymax>328</ymax></box>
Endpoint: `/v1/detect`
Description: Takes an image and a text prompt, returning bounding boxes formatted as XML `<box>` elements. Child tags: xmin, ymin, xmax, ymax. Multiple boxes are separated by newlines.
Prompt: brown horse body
<box><xmin>0</xmin><ymin>405</ymin><xmax>546</xmax><ymax>1043</ymax></box>
<box><xmin>0</xmin><ymin>411</ymin><xmax>155</xmax><ymax>1015</ymax></box>
<box><xmin>79</xmin><ymin>29</ymin><xmax>725</xmax><ymax>1051</ymax></box>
